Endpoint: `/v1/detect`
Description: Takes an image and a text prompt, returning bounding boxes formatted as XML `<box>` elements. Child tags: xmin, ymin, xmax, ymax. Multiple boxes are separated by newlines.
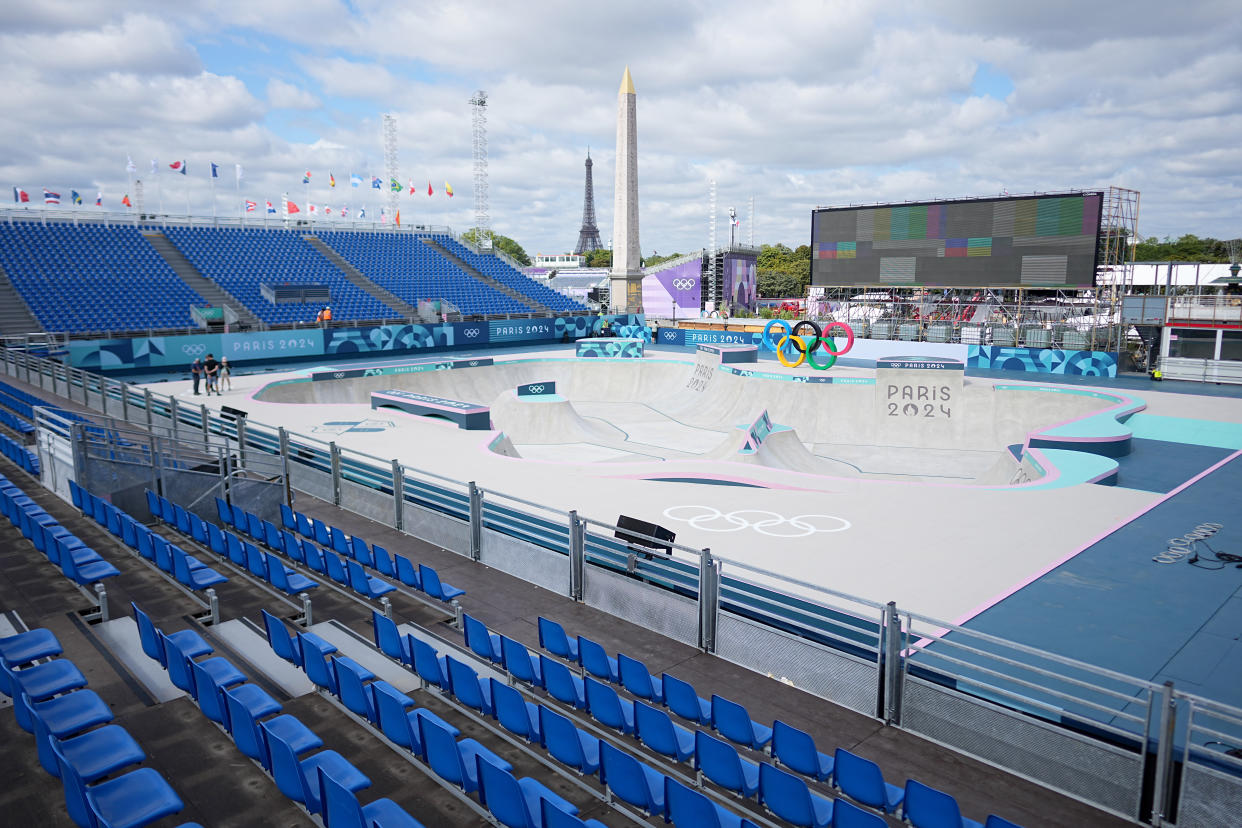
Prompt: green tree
<box><xmin>462</xmin><ymin>229</ymin><xmax>531</xmax><ymax>266</ymax></box>
<box><xmin>644</xmin><ymin>252</ymin><xmax>682</xmax><ymax>267</ymax></box>
<box><xmin>584</xmin><ymin>249</ymin><xmax>612</xmax><ymax>268</ymax></box>
<box><xmin>1133</xmin><ymin>233</ymin><xmax>1238</xmax><ymax>263</ymax></box>
<box><xmin>756</xmin><ymin>242</ymin><xmax>811</xmax><ymax>298</ymax></box>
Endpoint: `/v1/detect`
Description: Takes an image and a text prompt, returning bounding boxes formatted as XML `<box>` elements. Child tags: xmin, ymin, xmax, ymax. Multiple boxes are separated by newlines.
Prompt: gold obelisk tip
<box><xmin>619</xmin><ymin>66</ymin><xmax>635</xmax><ymax>95</ymax></box>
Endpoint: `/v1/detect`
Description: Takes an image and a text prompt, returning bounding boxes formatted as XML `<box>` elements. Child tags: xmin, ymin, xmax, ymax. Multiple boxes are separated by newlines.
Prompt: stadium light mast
<box><xmin>469</xmin><ymin>90</ymin><xmax>491</xmax><ymax>250</ymax></box>
<box><xmin>382</xmin><ymin>113</ymin><xmax>399</xmax><ymax>226</ymax></box>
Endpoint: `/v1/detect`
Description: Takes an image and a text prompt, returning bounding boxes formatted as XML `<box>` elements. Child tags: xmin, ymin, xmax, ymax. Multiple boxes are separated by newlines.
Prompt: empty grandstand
<box><xmin>0</xmin><ymin>222</ymin><xmax>207</xmax><ymax>334</ymax></box>
<box><xmin>0</xmin><ymin>212</ymin><xmax>587</xmax><ymax>337</ymax></box>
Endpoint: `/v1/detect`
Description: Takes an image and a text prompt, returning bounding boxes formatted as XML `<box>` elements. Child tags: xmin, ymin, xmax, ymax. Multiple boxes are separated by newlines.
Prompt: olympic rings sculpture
<box><xmin>1152</xmin><ymin>522</ymin><xmax>1224</xmax><ymax>564</ymax></box>
<box><xmin>761</xmin><ymin>319</ymin><xmax>855</xmax><ymax>370</ymax></box>
<box><xmin>663</xmin><ymin>505</ymin><xmax>851</xmax><ymax>538</ymax></box>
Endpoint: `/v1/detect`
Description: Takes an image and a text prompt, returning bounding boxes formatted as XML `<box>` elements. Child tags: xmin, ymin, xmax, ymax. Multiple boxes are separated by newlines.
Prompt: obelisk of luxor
<box><xmin>611</xmin><ymin>66</ymin><xmax>641</xmax><ymax>313</ymax></box>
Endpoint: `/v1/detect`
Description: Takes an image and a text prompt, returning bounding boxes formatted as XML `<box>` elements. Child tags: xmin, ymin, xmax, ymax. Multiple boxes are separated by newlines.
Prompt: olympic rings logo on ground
<box><xmin>672</xmin><ymin>278</ymin><xmax>696</xmax><ymax>290</ymax></box>
<box><xmin>761</xmin><ymin>319</ymin><xmax>855</xmax><ymax>371</ymax></box>
<box><xmin>663</xmin><ymin>505</ymin><xmax>851</xmax><ymax>538</ymax></box>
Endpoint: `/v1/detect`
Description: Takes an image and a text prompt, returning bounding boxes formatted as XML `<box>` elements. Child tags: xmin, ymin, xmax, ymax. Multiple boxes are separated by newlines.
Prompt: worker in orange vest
<box><xmin>314</xmin><ymin>308</ymin><xmax>323</xmax><ymax>324</ymax></box>
<box><xmin>323</xmin><ymin>305</ymin><xmax>333</xmax><ymax>323</ymax></box>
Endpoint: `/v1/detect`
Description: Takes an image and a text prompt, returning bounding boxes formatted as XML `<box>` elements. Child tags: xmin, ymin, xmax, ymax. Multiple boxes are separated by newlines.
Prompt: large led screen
<box><xmin>811</xmin><ymin>192</ymin><xmax>1103</xmax><ymax>288</ymax></box>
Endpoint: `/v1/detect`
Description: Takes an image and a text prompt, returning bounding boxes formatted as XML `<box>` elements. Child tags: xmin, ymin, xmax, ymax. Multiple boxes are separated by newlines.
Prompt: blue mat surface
<box><xmin>1111</xmin><ymin>438</ymin><xmax>1234</xmax><ymax>493</ymax></box>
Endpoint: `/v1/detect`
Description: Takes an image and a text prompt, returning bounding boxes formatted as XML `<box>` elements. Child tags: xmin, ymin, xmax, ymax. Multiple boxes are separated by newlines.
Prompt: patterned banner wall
<box><xmin>967</xmin><ymin>346</ymin><xmax>1119</xmax><ymax>377</ymax></box>
<box><xmin>67</xmin><ymin>314</ymin><xmax>649</xmax><ymax>371</ymax></box>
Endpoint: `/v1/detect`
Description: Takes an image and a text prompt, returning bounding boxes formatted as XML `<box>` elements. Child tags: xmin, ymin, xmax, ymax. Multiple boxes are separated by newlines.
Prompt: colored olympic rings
<box><xmin>763</xmin><ymin>318</ymin><xmax>855</xmax><ymax>371</ymax></box>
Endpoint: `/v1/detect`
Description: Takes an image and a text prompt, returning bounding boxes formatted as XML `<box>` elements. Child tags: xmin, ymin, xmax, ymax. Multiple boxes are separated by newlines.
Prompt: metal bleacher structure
<box><xmin>4</xmin><ymin>347</ymin><xmax>1242</xmax><ymax>826</ymax></box>
<box><xmin>0</xmin><ymin>208</ymin><xmax>587</xmax><ymax>337</ymax></box>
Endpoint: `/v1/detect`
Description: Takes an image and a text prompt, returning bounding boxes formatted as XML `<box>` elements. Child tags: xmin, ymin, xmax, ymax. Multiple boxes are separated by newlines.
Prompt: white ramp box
<box><xmin>873</xmin><ymin>357</ymin><xmax>966</xmax><ymax>449</ymax></box>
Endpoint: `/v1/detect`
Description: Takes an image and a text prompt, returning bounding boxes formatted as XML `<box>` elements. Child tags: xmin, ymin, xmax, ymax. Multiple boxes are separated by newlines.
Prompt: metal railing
<box><xmin>4</xmin><ymin>342</ymin><xmax>1242</xmax><ymax>824</ymax></box>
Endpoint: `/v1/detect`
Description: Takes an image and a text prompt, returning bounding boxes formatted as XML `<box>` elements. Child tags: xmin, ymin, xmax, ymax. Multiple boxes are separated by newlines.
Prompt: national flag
<box><xmin>245</xmin><ymin>200</ymin><xmax>257</xmax><ymax>212</ymax></box>
<box><xmin>308</xmin><ymin>203</ymin><xmax>316</xmax><ymax>214</ymax></box>
<box><xmin>71</xmin><ymin>190</ymin><xmax>82</xmax><ymax>205</ymax></box>
<box><xmin>395</xmin><ymin>209</ymin><xmax>401</xmax><ymax>227</ymax></box>
<box><xmin>408</xmin><ymin>179</ymin><xmax>415</xmax><ymax>195</ymax></box>
<box><xmin>126</xmin><ymin>156</ymin><xmax>137</xmax><ymax>174</ymax></box>
<box><xmin>211</xmin><ymin>163</ymin><xmax>220</xmax><ymax>179</ymax></box>
<box><xmin>325</xmin><ymin>206</ymin><xmax>333</xmax><ymax>215</ymax></box>
<box><xmin>390</xmin><ymin>178</ymin><xmax>401</xmax><ymax>193</ymax></box>
<box><xmin>95</xmin><ymin>192</ymin><xmax>103</xmax><ymax>206</ymax></box>
<box><xmin>266</xmin><ymin>201</ymin><xmax>276</xmax><ymax>213</ymax></box>
<box><xmin>341</xmin><ymin>205</ymin><xmax>349</xmax><ymax>218</ymax></box>
<box><xmin>350</xmin><ymin>173</ymin><xmax>362</xmax><ymax>188</ymax></box>
<box><xmin>122</xmin><ymin>194</ymin><xmax>132</xmax><ymax>207</ymax></box>
<box><xmin>44</xmin><ymin>189</ymin><xmax>61</xmax><ymax>204</ymax></box>
<box><xmin>287</xmin><ymin>200</ymin><xmax>301</xmax><ymax>214</ymax></box>
<box><xmin>13</xmin><ymin>187</ymin><xmax>30</xmax><ymax>203</ymax></box>
<box><xmin>371</xmin><ymin>176</ymin><xmax>381</xmax><ymax>189</ymax></box>
<box><xmin>169</xmin><ymin>160</ymin><xmax>185</xmax><ymax>173</ymax></box>
<box><xmin>427</xmin><ymin>181</ymin><xmax>433</xmax><ymax>197</ymax></box>
<box><xmin>358</xmin><ymin>206</ymin><xmax>365</xmax><ymax>218</ymax></box>
<box><xmin>329</xmin><ymin>173</ymin><xmax>336</xmax><ymax>188</ymax></box>
<box><xmin>302</xmin><ymin>171</ymin><xmax>311</xmax><ymax>184</ymax></box>
<box><xmin>235</xmin><ymin>164</ymin><xmax>244</xmax><ymax>183</ymax></box>
<box><xmin>380</xmin><ymin>207</ymin><xmax>386</xmax><ymax>224</ymax></box>
<box><xmin>445</xmin><ymin>182</ymin><xmax>453</xmax><ymax>198</ymax></box>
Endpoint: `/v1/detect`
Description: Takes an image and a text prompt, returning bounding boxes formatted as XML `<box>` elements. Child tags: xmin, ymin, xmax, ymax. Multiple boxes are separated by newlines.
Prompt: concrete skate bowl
<box><xmin>253</xmin><ymin>357</ymin><xmax>1143</xmax><ymax>487</ymax></box>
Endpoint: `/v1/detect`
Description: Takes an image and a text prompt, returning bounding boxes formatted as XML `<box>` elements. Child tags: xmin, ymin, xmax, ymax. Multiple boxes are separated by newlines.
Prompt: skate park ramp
<box><xmin>254</xmin><ymin>354</ymin><xmax>1125</xmax><ymax>485</ymax></box>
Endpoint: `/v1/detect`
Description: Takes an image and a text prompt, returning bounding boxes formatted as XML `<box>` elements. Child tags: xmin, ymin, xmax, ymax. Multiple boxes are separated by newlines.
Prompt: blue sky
<box><xmin>1</xmin><ymin>1</ymin><xmax>1239</xmax><ymax>256</ymax></box>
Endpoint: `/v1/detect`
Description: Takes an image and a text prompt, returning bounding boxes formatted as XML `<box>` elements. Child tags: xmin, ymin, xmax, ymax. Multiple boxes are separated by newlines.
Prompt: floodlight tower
<box><xmin>382</xmin><ymin>113</ymin><xmax>399</xmax><ymax>221</ymax></box>
<box><xmin>470</xmin><ymin>90</ymin><xmax>491</xmax><ymax>250</ymax></box>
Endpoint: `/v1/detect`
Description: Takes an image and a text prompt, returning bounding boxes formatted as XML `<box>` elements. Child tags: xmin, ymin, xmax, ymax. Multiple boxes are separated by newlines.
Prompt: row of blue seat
<box><xmin>65</xmin><ymin>481</ymin><xmax>226</xmax><ymax>591</ymax></box>
<box><xmin>265</xmin><ymin>608</ymin><xmax>610</xmax><ymax>828</ymax></box>
<box><xmin>1</xmin><ymin>623</ymin><xmax>196</xmax><ymax>828</ymax></box>
<box><xmin>1</xmin><ymin>379</ymin><xmax>95</xmax><ymax>428</ymax></box>
<box><xmin>147</xmin><ymin>490</ymin><xmax>316</xmax><ymax>596</ymax></box>
<box><xmin>370</xmin><ymin>611</ymin><xmax>769</xmax><ymax>827</ymax></box>
<box><xmin>4</xmin><ymin>475</ymin><xmax>119</xmax><ymax>585</ymax></box>
<box><xmin>0</xmin><ymin>407</ymin><xmax>35</xmax><ymax>434</ymax></box>
<box><xmin>132</xmin><ymin>604</ymin><xmax>420</xmax><ymax>827</ymax></box>
<box><xmin>227</xmin><ymin>498</ymin><xmax>464</xmax><ymax>602</ymax></box>
<box><xmin>0</xmin><ymin>429</ymin><xmax>39</xmax><ymax>473</ymax></box>
<box><xmin>534</xmin><ymin>616</ymin><xmax>1024</xmax><ymax>828</ymax></box>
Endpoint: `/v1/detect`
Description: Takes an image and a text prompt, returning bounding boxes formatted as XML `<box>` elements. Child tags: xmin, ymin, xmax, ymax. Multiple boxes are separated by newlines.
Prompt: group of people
<box><xmin>190</xmin><ymin>354</ymin><xmax>230</xmax><ymax>396</ymax></box>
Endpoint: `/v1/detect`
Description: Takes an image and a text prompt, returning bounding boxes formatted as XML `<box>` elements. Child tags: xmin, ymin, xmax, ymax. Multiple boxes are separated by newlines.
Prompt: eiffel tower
<box><xmin>573</xmin><ymin>150</ymin><xmax>603</xmax><ymax>255</ymax></box>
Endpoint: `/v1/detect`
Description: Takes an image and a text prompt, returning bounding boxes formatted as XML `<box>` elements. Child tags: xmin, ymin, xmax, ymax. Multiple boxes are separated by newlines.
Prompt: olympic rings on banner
<box><xmin>764</xmin><ymin>318</ymin><xmax>854</xmax><ymax>371</ymax></box>
<box><xmin>663</xmin><ymin>505</ymin><xmax>851</xmax><ymax>538</ymax></box>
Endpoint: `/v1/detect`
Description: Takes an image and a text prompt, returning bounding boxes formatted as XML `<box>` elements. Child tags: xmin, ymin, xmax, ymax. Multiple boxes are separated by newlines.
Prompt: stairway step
<box><xmin>302</xmin><ymin>236</ymin><xmax>416</xmax><ymax>318</ymax></box>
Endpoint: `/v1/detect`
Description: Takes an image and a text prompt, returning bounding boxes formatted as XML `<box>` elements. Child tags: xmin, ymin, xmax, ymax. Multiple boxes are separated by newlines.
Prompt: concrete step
<box><xmin>421</xmin><ymin>238</ymin><xmax>549</xmax><ymax>314</ymax></box>
<box><xmin>301</xmin><ymin>236</ymin><xmax>416</xmax><ymax>318</ymax></box>
<box><xmin>141</xmin><ymin>232</ymin><xmax>263</xmax><ymax>329</ymax></box>
<box><xmin>0</xmin><ymin>262</ymin><xmax>43</xmax><ymax>336</ymax></box>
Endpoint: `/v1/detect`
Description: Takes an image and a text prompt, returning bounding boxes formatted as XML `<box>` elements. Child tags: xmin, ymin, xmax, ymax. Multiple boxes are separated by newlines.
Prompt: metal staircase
<box><xmin>141</xmin><ymin>232</ymin><xmax>262</xmax><ymax>329</ymax></box>
<box><xmin>0</xmin><ymin>263</ymin><xmax>43</xmax><ymax>336</ymax></box>
<box><xmin>422</xmin><ymin>238</ymin><xmax>550</xmax><ymax>314</ymax></box>
<box><xmin>301</xmin><ymin>236</ymin><xmax>417</xmax><ymax>318</ymax></box>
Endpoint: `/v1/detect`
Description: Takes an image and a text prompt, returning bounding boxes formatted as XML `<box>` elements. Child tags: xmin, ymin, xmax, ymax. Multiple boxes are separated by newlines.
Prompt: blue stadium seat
<box><xmin>395</xmin><ymin>554</ymin><xmax>422</xmax><ymax>589</ymax></box>
<box><xmin>635</xmin><ymin>700</ymin><xmax>694</xmax><ymax>762</ymax></box>
<box><xmin>903</xmin><ymin>779</ymin><xmax>983</xmax><ymax>828</ymax></box>
<box><xmin>225</xmin><ymin>689</ymin><xmax>321</xmax><ymax>771</ymax></box>
<box><xmin>540</xmin><ymin>655</ymin><xmax>585</xmax><ymax>709</ymax></box>
<box><xmin>410</xmin><ymin>634</ymin><xmax>450</xmax><ymax>690</ymax></box>
<box><xmin>419</xmin><ymin>563</ymin><xmax>465</xmax><ymax>601</ymax></box>
<box><xmin>537</xmin><ymin>617</ymin><xmax>579</xmax><ymax>662</ymax></box>
<box><xmin>538</xmin><ymin>705</ymin><xmax>600</xmax><ymax>776</ymax></box>
<box><xmin>711</xmin><ymin>694</ymin><xmax>773</xmax><ymax>750</ymax></box>
<box><xmin>371</xmin><ymin>681</ymin><xmax>417</xmax><ymax>750</ymax></box>
<box><xmin>618</xmin><ymin>652</ymin><xmax>663</xmax><ymax>703</ymax></box>
<box><xmin>300</xmin><ymin>633</ymin><xmax>343</xmax><ymax>694</ymax></box>
<box><xmin>463</xmin><ymin>612</ymin><xmax>503</xmax><ymax>663</ymax></box>
<box><xmin>371</xmin><ymin>610</ymin><xmax>410</xmax><ymax>665</ymax></box>
<box><xmin>577</xmin><ymin>637</ymin><xmax>619</xmax><ymax>684</ymax></box>
<box><xmin>772</xmin><ymin>720</ymin><xmax>834</xmax><ymax>782</ymax></box>
<box><xmin>599</xmin><ymin>741</ymin><xmax>665</xmax><ymax>816</ymax></box>
<box><xmin>489</xmin><ymin>678</ymin><xmax>541</xmax><ymax>743</ymax></box>
<box><xmin>446</xmin><ymin>655</ymin><xmax>493</xmax><ymax>716</ymax></box>
<box><xmin>266</xmin><ymin>552</ymin><xmax>317</xmax><ymax>595</ymax></box>
<box><xmin>265</xmin><ymin>718</ymin><xmax>370</xmax><ymax>815</ymax></box>
<box><xmin>319</xmin><ymin>767</ymin><xmax>425</xmax><ymax>828</ymax></box>
<box><xmin>371</xmin><ymin>543</ymin><xmax>395</xmax><ymax>577</ymax></box>
<box><xmin>333</xmin><ymin>656</ymin><xmax>378</xmax><ymax>720</ymax></box>
<box><xmin>834</xmin><ymin>748</ymin><xmax>904</xmax><ymax>813</ymax></box>
<box><xmin>500</xmin><ymin>636</ymin><xmax>542</xmax><ymax>687</ymax></box>
<box><xmin>261</xmin><ymin>609</ymin><xmax>304</xmax><ymax>667</ymax></box>
<box><xmin>695</xmin><ymin>730</ymin><xmax>759</xmax><ymax>798</ymax></box>
<box><xmin>758</xmin><ymin>762</ymin><xmax>833</xmax><ymax>828</ymax></box>
<box><xmin>584</xmin><ymin>676</ymin><xmax>635</xmax><ymax>735</ymax></box>
<box><xmin>476</xmin><ymin>753</ymin><xmax>580</xmax><ymax>828</ymax></box>
<box><xmin>51</xmin><ymin>740</ymin><xmax>185</xmax><ymax>828</ymax></box>
<box><xmin>418</xmin><ymin>712</ymin><xmax>510</xmax><ymax>794</ymax></box>
<box><xmin>665</xmin><ymin>775</ymin><xmax>758</xmax><ymax>828</ymax></box>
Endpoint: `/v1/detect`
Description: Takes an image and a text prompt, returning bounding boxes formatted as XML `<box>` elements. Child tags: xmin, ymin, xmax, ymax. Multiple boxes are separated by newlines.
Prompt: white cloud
<box><xmin>0</xmin><ymin>1</ymin><xmax>1238</xmax><ymax>257</ymax></box>
<box><xmin>267</xmin><ymin>78</ymin><xmax>320</xmax><ymax>110</ymax></box>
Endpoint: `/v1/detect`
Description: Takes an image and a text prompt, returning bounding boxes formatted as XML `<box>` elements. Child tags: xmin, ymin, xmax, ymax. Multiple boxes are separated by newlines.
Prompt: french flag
<box><xmin>13</xmin><ymin>187</ymin><xmax>30</xmax><ymax>203</ymax></box>
<box><xmin>245</xmin><ymin>200</ymin><xmax>257</xmax><ymax>212</ymax></box>
<box><xmin>95</xmin><ymin>192</ymin><xmax>103</xmax><ymax>206</ymax></box>
<box><xmin>44</xmin><ymin>189</ymin><xmax>61</xmax><ymax>204</ymax></box>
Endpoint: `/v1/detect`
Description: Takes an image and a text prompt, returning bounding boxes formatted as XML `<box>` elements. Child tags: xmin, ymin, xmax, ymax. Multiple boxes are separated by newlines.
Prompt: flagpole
<box><xmin>155</xmin><ymin>164</ymin><xmax>164</xmax><ymax>217</ymax></box>
<box><xmin>211</xmin><ymin>171</ymin><xmax>217</xmax><ymax>220</ymax></box>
